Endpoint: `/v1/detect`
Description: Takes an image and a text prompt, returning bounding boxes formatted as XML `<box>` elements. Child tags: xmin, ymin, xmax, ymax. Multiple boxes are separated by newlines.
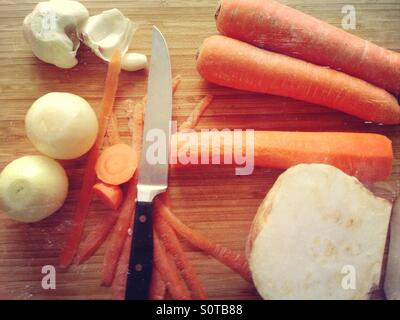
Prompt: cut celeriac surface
<box><xmin>247</xmin><ymin>164</ymin><xmax>391</xmax><ymax>300</ymax></box>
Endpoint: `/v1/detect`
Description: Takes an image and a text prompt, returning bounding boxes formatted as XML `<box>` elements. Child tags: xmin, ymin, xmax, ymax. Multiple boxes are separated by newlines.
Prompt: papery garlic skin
<box><xmin>79</xmin><ymin>8</ymin><xmax>137</xmax><ymax>62</ymax></box>
<box><xmin>23</xmin><ymin>0</ymin><xmax>89</xmax><ymax>69</ymax></box>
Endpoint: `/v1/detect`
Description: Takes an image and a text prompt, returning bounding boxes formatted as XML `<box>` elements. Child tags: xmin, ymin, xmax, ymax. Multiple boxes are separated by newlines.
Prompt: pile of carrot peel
<box><xmin>58</xmin><ymin>56</ymin><xmax>248</xmax><ymax>299</ymax></box>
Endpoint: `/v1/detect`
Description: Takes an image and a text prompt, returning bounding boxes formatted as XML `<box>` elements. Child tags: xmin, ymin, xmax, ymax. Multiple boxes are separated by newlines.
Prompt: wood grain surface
<box><xmin>0</xmin><ymin>0</ymin><xmax>399</xmax><ymax>300</ymax></box>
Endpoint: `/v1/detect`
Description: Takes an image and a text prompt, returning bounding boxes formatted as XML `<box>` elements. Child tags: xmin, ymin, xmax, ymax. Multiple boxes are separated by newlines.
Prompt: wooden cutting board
<box><xmin>0</xmin><ymin>0</ymin><xmax>399</xmax><ymax>300</ymax></box>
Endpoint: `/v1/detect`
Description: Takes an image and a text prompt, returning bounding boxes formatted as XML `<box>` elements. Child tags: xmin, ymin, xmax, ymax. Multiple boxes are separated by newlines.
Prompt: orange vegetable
<box><xmin>149</xmin><ymin>269</ymin><xmax>167</xmax><ymax>300</ymax></box>
<box><xmin>155</xmin><ymin>199</ymin><xmax>251</xmax><ymax>282</ymax></box>
<box><xmin>171</xmin><ymin>130</ymin><xmax>393</xmax><ymax>182</ymax></box>
<box><xmin>179</xmin><ymin>95</ymin><xmax>213</xmax><ymax>132</ymax></box>
<box><xmin>111</xmin><ymin>236</ymin><xmax>132</xmax><ymax>300</ymax></box>
<box><xmin>76</xmin><ymin>209</ymin><xmax>119</xmax><ymax>264</ymax></box>
<box><xmin>154</xmin><ymin>206</ymin><xmax>207</xmax><ymax>299</ymax></box>
<box><xmin>154</xmin><ymin>232</ymin><xmax>191</xmax><ymax>300</ymax></box>
<box><xmin>107</xmin><ymin>113</ymin><xmax>121</xmax><ymax>145</ymax></box>
<box><xmin>172</xmin><ymin>75</ymin><xmax>182</xmax><ymax>95</ymax></box>
<box><xmin>196</xmin><ymin>35</ymin><xmax>400</xmax><ymax>124</ymax></box>
<box><xmin>59</xmin><ymin>49</ymin><xmax>122</xmax><ymax>268</ymax></box>
<box><xmin>216</xmin><ymin>0</ymin><xmax>400</xmax><ymax>95</ymax></box>
<box><xmin>103</xmin><ymin>74</ymin><xmax>180</xmax><ymax>286</ymax></box>
<box><xmin>101</xmin><ymin>178</ymin><xmax>136</xmax><ymax>286</ymax></box>
<box><xmin>101</xmin><ymin>96</ymin><xmax>145</xmax><ymax>286</ymax></box>
<box><xmin>93</xmin><ymin>182</ymin><xmax>123</xmax><ymax>210</ymax></box>
<box><xmin>95</xmin><ymin>143</ymin><xmax>138</xmax><ymax>185</ymax></box>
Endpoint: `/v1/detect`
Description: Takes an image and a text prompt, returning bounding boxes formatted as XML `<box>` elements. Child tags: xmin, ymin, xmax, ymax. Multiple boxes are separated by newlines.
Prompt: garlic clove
<box><xmin>23</xmin><ymin>0</ymin><xmax>89</xmax><ymax>69</ymax></box>
<box><xmin>121</xmin><ymin>53</ymin><xmax>148</xmax><ymax>72</ymax></box>
<box><xmin>79</xmin><ymin>8</ymin><xmax>137</xmax><ymax>62</ymax></box>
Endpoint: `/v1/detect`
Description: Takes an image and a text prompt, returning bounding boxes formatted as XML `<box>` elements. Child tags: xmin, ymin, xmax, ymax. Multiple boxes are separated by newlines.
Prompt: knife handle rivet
<box><xmin>139</xmin><ymin>215</ymin><xmax>147</xmax><ymax>223</ymax></box>
<box><xmin>135</xmin><ymin>264</ymin><xmax>143</xmax><ymax>272</ymax></box>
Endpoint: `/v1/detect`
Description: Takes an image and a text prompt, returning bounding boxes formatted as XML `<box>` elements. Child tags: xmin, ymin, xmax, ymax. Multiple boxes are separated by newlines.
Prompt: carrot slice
<box><xmin>149</xmin><ymin>269</ymin><xmax>167</xmax><ymax>300</ymax></box>
<box><xmin>59</xmin><ymin>49</ymin><xmax>122</xmax><ymax>268</ymax></box>
<box><xmin>92</xmin><ymin>182</ymin><xmax>123</xmax><ymax>210</ymax></box>
<box><xmin>179</xmin><ymin>94</ymin><xmax>213</xmax><ymax>132</ymax></box>
<box><xmin>76</xmin><ymin>209</ymin><xmax>119</xmax><ymax>264</ymax></box>
<box><xmin>154</xmin><ymin>208</ymin><xmax>207</xmax><ymax>299</ymax></box>
<box><xmin>95</xmin><ymin>144</ymin><xmax>138</xmax><ymax>185</ymax></box>
<box><xmin>154</xmin><ymin>232</ymin><xmax>191</xmax><ymax>300</ymax></box>
<box><xmin>155</xmin><ymin>199</ymin><xmax>252</xmax><ymax>282</ymax></box>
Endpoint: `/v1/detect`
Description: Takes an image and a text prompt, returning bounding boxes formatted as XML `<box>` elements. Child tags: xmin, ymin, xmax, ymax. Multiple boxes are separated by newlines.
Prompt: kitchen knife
<box><xmin>384</xmin><ymin>197</ymin><xmax>400</xmax><ymax>300</ymax></box>
<box><xmin>125</xmin><ymin>26</ymin><xmax>172</xmax><ymax>300</ymax></box>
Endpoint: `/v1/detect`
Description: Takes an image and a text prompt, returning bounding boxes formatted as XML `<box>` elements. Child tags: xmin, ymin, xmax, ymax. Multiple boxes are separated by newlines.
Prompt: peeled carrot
<box><xmin>76</xmin><ymin>209</ymin><xmax>119</xmax><ymax>264</ymax></box>
<box><xmin>196</xmin><ymin>35</ymin><xmax>400</xmax><ymax>124</ymax></box>
<box><xmin>216</xmin><ymin>0</ymin><xmax>400</xmax><ymax>95</ymax></box>
<box><xmin>149</xmin><ymin>269</ymin><xmax>167</xmax><ymax>300</ymax></box>
<box><xmin>59</xmin><ymin>49</ymin><xmax>122</xmax><ymax>268</ymax></box>
<box><xmin>155</xmin><ymin>199</ymin><xmax>252</xmax><ymax>282</ymax></box>
<box><xmin>154</xmin><ymin>206</ymin><xmax>207</xmax><ymax>299</ymax></box>
<box><xmin>171</xmin><ymin>131</ymin><xmax>393</xmax><ymax>182</ymax></box>
<box><xmin>179</xmin><ymin>95</ymin><xmax>214</xmax><ymax>132</ymax></box>
<box><xmin>92</xmin><ymin>182</ymin><xmax>123</xmax><ymax>210</ymax></box>
<box><xmin>154</xmin><ymin>233</ymin><xmax>191</xmax><ymax>300</ymax></box>
<box><xmin>95</xmin><ymin>144</ymin><xmax>138</xmax><ymax>185</ymax></box>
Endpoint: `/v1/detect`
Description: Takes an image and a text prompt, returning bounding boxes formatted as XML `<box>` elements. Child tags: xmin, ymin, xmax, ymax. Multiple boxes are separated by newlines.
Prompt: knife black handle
<box><xmin>125</xmin><ymin>201</ymin><xmax>154</xmax><ymax>300</ymax></box>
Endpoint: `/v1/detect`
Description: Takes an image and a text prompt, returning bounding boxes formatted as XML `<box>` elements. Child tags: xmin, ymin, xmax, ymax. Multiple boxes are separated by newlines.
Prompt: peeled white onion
<box><xmin>25</xmin><ymin>92</ymin><xmax>98</xmax><ymax>160</ymax></box>
<box><xmin>0</xmin><ymin>155</ymin><xmax>68</xmax><ymax>223</ymax></box>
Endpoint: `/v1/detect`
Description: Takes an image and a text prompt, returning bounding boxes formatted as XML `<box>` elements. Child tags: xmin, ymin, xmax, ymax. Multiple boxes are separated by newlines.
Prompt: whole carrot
<box><xmin>196</xmin><ymin>35</ymin><xmax>400</xmax><ymax>124</ymax></box>
<box><xmin>216</xmin><ymin>0</ymin><xmax>400</xmax><ymax>95</ymax></box>
<box><xmin>171</xmin><ymin>131</ymin><xmax>393</xmax><ymax>182</ymax></box>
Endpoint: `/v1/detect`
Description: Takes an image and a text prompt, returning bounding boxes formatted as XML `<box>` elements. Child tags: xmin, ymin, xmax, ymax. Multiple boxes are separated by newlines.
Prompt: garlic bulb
<box><xmin>79</xmin><ymin>8</ymin><xmax>137</xmax><ymax>62</ymax></box>
<box><xmin>23</xmin><ymin>0</ymin><xmax>89</xmax><ymax>69</ymax></box>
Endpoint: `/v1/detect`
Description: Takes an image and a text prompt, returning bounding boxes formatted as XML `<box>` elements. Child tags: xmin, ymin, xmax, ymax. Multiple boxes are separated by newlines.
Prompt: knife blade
<box><xmin>125</xmin><ymin>26</ymin><xmax>172</xmax><ymax>300</ymax></box>
<box><xmin>384</xmin><ymin>197</ymin><xmax>400</xmax><ymax>300</ymax></box>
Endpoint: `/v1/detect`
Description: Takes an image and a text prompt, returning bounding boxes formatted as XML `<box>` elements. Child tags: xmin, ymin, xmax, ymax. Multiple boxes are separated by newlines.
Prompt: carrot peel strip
<box><xmin>59</xmin><ymin>49</ymin><xmax>122</xmax><ymax>268</ymax></box>
<box><xmin>154</xmin><ymin>205</ymin><xmax>207</xmax><ymax>299</ymax></box>
<box><xmin>154</xmin><ymin>232</ymin><xmax>191</xmax><ymax>300</ymax></box>
<box><xmin>155</xmin><ymin>199</ymin><xmax>252</xmax><ymax>282</ymax></box>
